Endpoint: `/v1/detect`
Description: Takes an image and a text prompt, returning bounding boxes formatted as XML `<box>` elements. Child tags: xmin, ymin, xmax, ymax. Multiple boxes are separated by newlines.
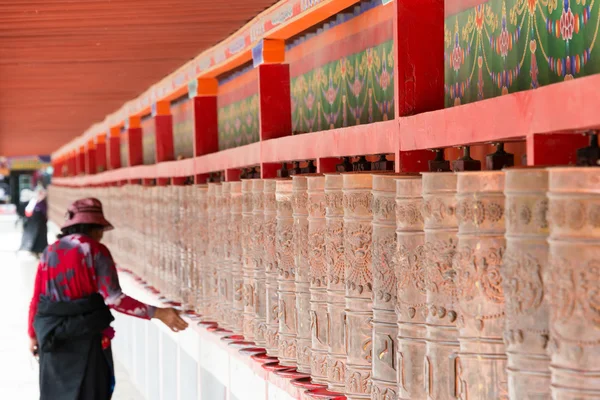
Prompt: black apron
<box><xmin>20</xmin><ymin>210</ymin><xmax>48</xmax><ymax>254</ymax></box>
<box><xmin>33</xmin><ymin>293</ymin><xmax>115</xmax><ymax>400</ymax></box>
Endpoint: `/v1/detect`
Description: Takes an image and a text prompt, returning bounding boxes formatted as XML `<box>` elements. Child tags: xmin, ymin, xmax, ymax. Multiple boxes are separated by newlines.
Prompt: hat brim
<box><xmin>61</xmin><ymin>216</ymin><xmax>114</xmax><ymax>231</ymax></box>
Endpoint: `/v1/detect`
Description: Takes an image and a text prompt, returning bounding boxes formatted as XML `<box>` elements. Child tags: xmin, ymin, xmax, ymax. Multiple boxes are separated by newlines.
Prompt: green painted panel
<box><xmin>290</xmin><ymin>40</ymin><xmax>395</xmax><ymax>133</ymax></box>
<box><xmin>445</xmin><ymin>0</ymin><xmax>599</xmax><ymax>107</ymax></box>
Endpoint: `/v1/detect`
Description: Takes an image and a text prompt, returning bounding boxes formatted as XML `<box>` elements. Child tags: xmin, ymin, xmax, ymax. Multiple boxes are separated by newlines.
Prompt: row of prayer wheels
<box><xmin>48</xmin><ymin>167</ymin><xmax>600</xmax><ymax>400</ymax></box>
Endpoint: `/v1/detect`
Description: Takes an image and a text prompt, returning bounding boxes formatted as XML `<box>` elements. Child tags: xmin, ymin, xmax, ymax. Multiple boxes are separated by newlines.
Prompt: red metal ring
<box><xmin>304</xmin><ymin>388</ymin><xmax>347</xmax><ymax>399</ymax></box>
<box><xmin>238</xmin><ymin>347</ymin><xmax>266</xmax><ymax>356</ymax></box>
<box><xmin>273</xmin><ymin>369</ymin><xmax>310</xmax><ymax>379</ymax></box>
<box><xmin>228</xmin><ymin>340</ymin><xmax>256</xmax><ymax>348</ymax></box>
<box><xmin>220</xmin><ymin>334</ymin><xmax>244</xmax><ymax>342</ymax></box>
<box><xmin>290</xmin><ymin>377</ymin><xmax>327</xmax><ymax>390</ymax></box>
<box><xmin>261</xmin><ymin>361</ymin><xmax>295</xmax><ymax>372</ymax></box>
<box><xmin>250</xmin><ymin>354</ymin><xmax>278</xmax><ymax>364</ymax></box>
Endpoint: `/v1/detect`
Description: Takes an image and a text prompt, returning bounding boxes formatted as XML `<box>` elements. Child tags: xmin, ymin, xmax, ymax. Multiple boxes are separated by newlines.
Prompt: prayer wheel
<box><xmin>158</xmin><ymin>185</ymin><xmax>168</xmax><ymax>295</ymax></box>
<box><xmin>342</xmin><ymin>173</ymin><xmax>374</xmax><ymax>400</ymax></box>
<box><xmin>371</xmin><ymin>175</ymin><xmax>398</xmax><ymax>400</ymax></box>
<box><xmin>306</xmin><ymin>175</ymin><xmax>328</xmax><ymax>384</ymax></box>
<box><xmin>324</xmin><ymin>174</ymin><xmax>347</xmax><ymax>393</ymax></box>
<box><xmin>192</xmin><ymin>185</ymin><xmax>208</xmax><ymax>314</ymax></box>
<box><xmin>181</xmin><ymin>185</ymin><xmax>195</xmax><ymax>311</ymax></box>
<box><xmin>242</xmin><ymin>179</ymin><xmax>256</xmax><ymax>340</ymax></box>
<box><xmin>395</xmin><ymin>176</ymin><xmax>426</xmax><ymax>400</ymax></box>
<box><xmin>204</xmin><ymin>183</ymin><xmax>221</xmax><ymax>322</ymax></box>
<box><xmin>422</xmin><ymin>172</ymin><xmax>459</xmax><ymax>400</ymax></box>
<box><xmin>264</xmin><ymin>179</ymin><xmax>280</xmax><ymax>356</ymax></box>
<box><xmin>220</xmin><ymin>183</ymin><xmax>234</xmax><ymax>329</ymax></box>
<box><xmin>215</xmin><ymin>183</ymin><xmax>227</xmax><ymax>325</ymax></box>
<box><xmin>252</xmin><ymin>179</ymin><xmax>267</xmax><ymax>346</ymax></box>
<box><xmin>454</xmin><ymin>171</ymin><xmax>507</xmax><ymax>399</ymax></box>
<box><xmin>293</xmin><ymin>175</ymin><xmax>312</xmax><ymax>374</ymax></box>
<box><xmin>276</xmin><ymin>180</ymin><xmax>298</xmax><ymax>367</ymax></box>
<box><xmin>503</xmin><ymin>168</ymin><xmax>550</xmax><ymax>399</ymax></box>
<box><xmin>547</xmin><ymin>167</ymin><xmax>600</xmax><ymax>399</ymax></box>
<box><xmin>227</xmin><ymin>182</ymin><xmax>244</xmax><ymax>334</ymax></box>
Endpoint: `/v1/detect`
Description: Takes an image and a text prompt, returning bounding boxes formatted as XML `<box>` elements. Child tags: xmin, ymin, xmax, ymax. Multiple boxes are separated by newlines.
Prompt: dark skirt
<box><xmin>20</xmin><ymin>211</ymin><xmax>48</xmax><ymax>254</ymax></box>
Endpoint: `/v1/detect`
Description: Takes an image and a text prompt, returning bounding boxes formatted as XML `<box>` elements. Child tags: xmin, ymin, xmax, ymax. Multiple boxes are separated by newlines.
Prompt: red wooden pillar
<box><xmin>96</xmin><ymin>133</ymin><xmax>107</xmax><ymax>173</ymax></box>
<box><xmin>77</xmin><ymin>145</ymin><xmax>86</xmax><ymax>175</ymax></box>
<box><xmin>188</xmin><ymin>78</ymin><xmax>219</xmax><ymax>183</ymax></box>
<box><xmin>67</xmin><ymin>151</ymin><xmax>74</xmax><ymax>177</ymax></box>
<box><xmin>189</xmin><ymin>78</ymin><xmax>219</xmax><ymax>157</ymax></box>
<box><xmin>153</xmin><ymin>101</ymin><xmax>173</xmax><ymax>185</ymax></box>
<box><xmin>393</xmin><ymin>0</ymin><xmax>444</xmax><ymax>172</ymax></box>
<box><xmin>108</xmin><ymin>127</ymin><xmax>122</xmax><ymax>170</ymax></box>
<box><xmin>126</xmin><ymin>116</ymin><xmax>143</xmax><ymax>166</ymax></box>
<box><xmin>526</xmin><ymin>133</ymin><xmax>589</xmax><ymax>166</ymax></box>
<box><xmin>154</xmin><ymin>101</ymin><xmax>174</xmax><ymax>163</ymax></box>
<box><xmin>86</xmin><ymin>139</ymin><xmax>97</xmax><ymax>175</ymax></box>
<box><xmin>256</xmin><ymin>39</ymin><xmax>291</xmax><ymax>141</ymax></box>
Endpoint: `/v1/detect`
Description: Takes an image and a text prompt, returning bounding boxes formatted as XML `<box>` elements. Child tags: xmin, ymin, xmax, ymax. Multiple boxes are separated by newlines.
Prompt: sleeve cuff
<box><xmin>147</xmin><ymin>305</ymin><xmax>157</xmax><ymax>319</ymax></box>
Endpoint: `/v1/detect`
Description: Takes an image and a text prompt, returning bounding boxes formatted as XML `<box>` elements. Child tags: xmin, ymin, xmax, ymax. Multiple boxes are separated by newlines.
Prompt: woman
<box><xmin>19</xmin><ymin>186</ymin><xmax>48</xmax><ymax>257</ymax></box>
<box><xmin>28</xmin><ymin>198</ymin><xmax>188</xmax><ymax>400</ymax></box>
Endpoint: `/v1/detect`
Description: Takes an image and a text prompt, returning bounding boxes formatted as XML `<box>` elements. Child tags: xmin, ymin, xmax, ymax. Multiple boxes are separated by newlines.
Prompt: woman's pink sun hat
<box><xmin>61</xmin><ymin>198</ymin><xmax>114</xmax><ymax>231</ymax></box>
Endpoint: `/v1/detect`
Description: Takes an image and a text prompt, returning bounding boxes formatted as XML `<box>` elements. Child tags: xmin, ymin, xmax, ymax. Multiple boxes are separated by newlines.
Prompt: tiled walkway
<box><xmin>0</xmin><ymin>215</ymin><xmax>144</xmax><ymax>399</ymax></box>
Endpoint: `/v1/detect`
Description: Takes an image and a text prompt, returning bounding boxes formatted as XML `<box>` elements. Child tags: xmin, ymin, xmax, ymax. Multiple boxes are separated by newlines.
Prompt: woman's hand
<box><xmin>154</xmin><ymin>308</ymin><xmax>189</xmax><ymax>333</ymax></box>
<box><xmin>29</xmin><ymin>337</ymin><xmax>38</xmax><ymax>356</ymax></box>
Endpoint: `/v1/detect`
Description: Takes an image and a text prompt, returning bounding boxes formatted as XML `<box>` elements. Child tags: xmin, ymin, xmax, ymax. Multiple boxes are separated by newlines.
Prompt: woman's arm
<box><xmin>27</xmin><ymin>262</ymin><xmax>42</xmax><ymax>339</ymax></box>
<box><xmin>94</xmin><ymin>245</ymin><xmax>156</xmax><ymax>319</ymax></box>
<box><xmin>94</xmin><ymin>244</ymin><xmax>188</xmax><ymax>332</ymax></box>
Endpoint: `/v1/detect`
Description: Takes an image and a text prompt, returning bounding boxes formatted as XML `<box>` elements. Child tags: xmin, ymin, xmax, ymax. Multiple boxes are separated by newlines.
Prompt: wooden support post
<box><xmin>96</xmin><ymin>133</ymin><xmax>107</xmax><ymax>173</ymax></box>
<box><xmin>317</xmin><ymin>158</ymin><xmax>340</xmax><ymax>173</ymax></box>
<box><xmin>68</xmin><ymin>151</ymin><xmax>76</xmax><ymax>177</ymax></box>
<box><xmin>260</xmin><ymin>163</ymin><xmax>280</xmax><ymax>179</ymax></box>
<box><xmin>526</xmin><ymin>133</ymin><xmax>589</xmax><ymax>166</ymax></box>
<box><xmin>189</xmin><ymin>78</ymin><xmax>219</xmax><ymax>157</ymax></box>
<box><xmin>194</xmin><ymin>173</ymin><xmax>209</xmax><ymax>184</ymax></box>
<box><xmin>108</xmin><ymin>127</ymin><xmax>122</xmax><ymax>170</ymax></box>
<box><xmin>154</xmin><ymin>101</ymin><xmax>174</xmax><ymax>164</ymax></box>
<box><xmin>394</xmin><ymin>0</ymin><xmax>445</xmax><ymax>172</ymax></box>
<box><xmin>256</xmin><ymin>39</ymin><xmax>291</xmax><ymax>141</ymax></box>
<box><xmin>86</xmin><ymin>140</ymin><xmax>96</xmax><ymax>175</ymax></box>
<box><xmin>127</xmin><ymin>116</ymin><xmax>143</xmax><ymax>166</ymax></box>
<box><xmin>172</xmin><ymin>177</ymin><xmax>186</xmax><ymax>185</ymax></box>
<box><xmin>77</xmin><ymin>146</ymin><xmax>86</xmax><ymax>175</ymax></box>
<box><xmin>225</xmin><ymin>169</ymin><xmax>241</xmax><ymax>182</ymax></box>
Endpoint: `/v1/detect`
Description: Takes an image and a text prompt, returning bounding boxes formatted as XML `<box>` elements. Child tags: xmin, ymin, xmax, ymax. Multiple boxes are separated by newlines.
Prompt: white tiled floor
<box><xmin>0</xmin><ymin>215</ymin><xmax>144</xmax><ymax>399</ymax></box>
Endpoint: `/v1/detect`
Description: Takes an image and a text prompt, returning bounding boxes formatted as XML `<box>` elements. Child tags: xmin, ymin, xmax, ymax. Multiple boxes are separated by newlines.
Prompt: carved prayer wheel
<box><xmin>215</xmin><ymin>183</ymin><xmax>228</xmax><ymax>325</ymax></box>
<box><xmin>175</xmin><ymin>185</ymin><xmax>185</xmax><ymax>303</ymax></box>
<box><xmin>264</xmin><ymin>179</ymin><xmax>280</xmax><ymax>356</ymax></box>
<box><xmin>204</xmin><ymin>183</ymin><xmax>221</xmax><ymax>322</ymax></box>
<box><xmin>220</xmin><ymin>183</ymin><xmax>234</xmax><ymax>329</ymax></box>
<box><xmin>192</xmin><ymin>185</ymin><xmax>208</xmax><ymax>314</ymax></box>
<box><xmin>342</xmin><ymin>173</ymin><xmax>374</xmax><ymax>400</ymax></box>
<box><xmin>227</xmin><ymin>182</ymin><xmax>244</xmax><ymax>334</ymax></box>
<box><xmin>252</xmin><ymin>179</ymin><xmax>267</xmax><ymax>346</ymax></box>
<box><xmin>166</xmin><ymin>185</ymin><xmax>176</xmax><ymax>299</ymax></box>
<box><xmin>242</xmin><ymin>180</ymin><xmax>256</xmax><ymax>340</ymax></box>
<box><xmin>547</xmin><ymin>167</ymin><xmax>600</xmax><ymax>399</ymax></box>
<box><xmin>422</xmin><ymin>172</ymin><xmax>459</xmax><ymax>400</ymax></box>
<box><xmin>395</xmin><ymin>176</ymin><xmax>426</xmax><ymax>400</ymax></box>
<box><xmin>276</xmin><ymin>180</ymin><xmax>297</xmax><ymax>367</ymax></box>
<box><xmin>306</xmin><ymin>175</ymin><xmax>328</xmax><ymax>384</ymax></box>
<box><xmin>454</xmin><ymin>171</ymin><xmax>507</xmax><ymax>399</ymax></box>
<box><xmin>293</xmin><ymin>175</ymin><xmax>312</xmax><ymax>374</ymax></box>
<box><xmin>180</xmin><ymin>185</ymin><xmax>194</xmax><ymax>310</ymax></box>
<box><xmin>159</xmin><ymin>185</ymin><xmax>169</xmax><ymax>295</ymax></box>
<box><xmin>502</xmin><ymin>168</ymin><xmax>550</xmax><ymax>399</ymax></box>
<box><xmin>371</xmin><ymin>175</ymin><xmax>398</xmax><ymax>400</ymax></box>
<box><xmin>324</xmin><ymin>174</ymin><xmax>347</xmax><ymax>393</ymax></box>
